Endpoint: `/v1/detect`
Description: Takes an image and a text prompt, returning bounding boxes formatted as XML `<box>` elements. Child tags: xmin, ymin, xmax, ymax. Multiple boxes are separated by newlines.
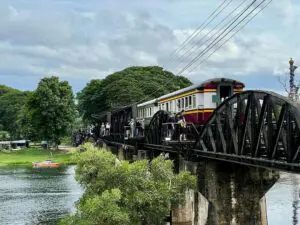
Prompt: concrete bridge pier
<box><xmin>171</xmin><ymin>158</ymin><xmax>279</xmax><ymax>225</ymax></box>
<box><xmin>197</xmin><ymin>160</ymin><xmax>280</xmax><ymax>225</ymax></box>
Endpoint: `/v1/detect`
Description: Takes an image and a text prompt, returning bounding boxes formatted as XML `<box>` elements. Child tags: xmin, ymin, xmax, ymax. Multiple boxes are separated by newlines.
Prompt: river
<box><xmin>267</xmin><ymin>173</ymin><xmax>300</xmax><ymax>225</ymax></box>
<box><xmin>0</xmin><ymin>166</ymin><xmax>300</xmax><ymax>225</ymax></box>
<box><xmin>0</xmin><ymin>166</ymin><xmax>82</xmax><ymax>225</ymax></box>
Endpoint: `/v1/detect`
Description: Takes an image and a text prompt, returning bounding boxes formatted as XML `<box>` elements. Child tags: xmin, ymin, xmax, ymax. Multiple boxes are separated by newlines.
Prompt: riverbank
<box><xmin>0</xmin><ymin>148</ymin><xmax>76</xmax><ymax>167</ymax></box>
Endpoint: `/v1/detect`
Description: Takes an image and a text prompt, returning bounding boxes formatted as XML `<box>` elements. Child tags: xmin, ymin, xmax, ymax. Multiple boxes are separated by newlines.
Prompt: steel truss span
<box><xmin>146</xmin><ymin>110</ymin><xmax>170</xmax><ymax>145</ymax></box>
<box><xmin>194</xmin><ymin>90</ymin><xmax>300</xmax><ymax>172</ymax></box>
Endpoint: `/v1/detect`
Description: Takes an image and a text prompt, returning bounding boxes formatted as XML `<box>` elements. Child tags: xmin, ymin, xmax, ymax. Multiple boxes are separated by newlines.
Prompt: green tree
<box><xmin>25</xmin><ymin>76</ymin><xmax>76</xmax><ymax>147</ymax></box>
<box><xmin>60</xmin><ymin>143</ymin><xmax>196</xmax><ymax>225</ymax></box>
<box><xmin>77</xmin><ymin>79</ymin><xmax>103</xmax><ymax>123</ymax></box>
<box><xmin>0</xmin><ymin>87</ymin><xmax>31</xmax><ymax>139</ymax></box>
<box><xmin>77</xmin><ymin>66</ymin><xmax>192</xmax><ymax>123</ymax></box>
<box><xmin>17</xmin><ymin>100</ymin><xmax>37</xmax><ymax>141</ymax></box>
<box><xmin>0</xmin><ymin>131</ymin><xmax>10</xmax><ymax>141</ymax></box>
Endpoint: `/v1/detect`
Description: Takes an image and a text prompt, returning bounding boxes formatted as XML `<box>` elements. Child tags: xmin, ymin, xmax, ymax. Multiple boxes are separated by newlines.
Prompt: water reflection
<box><xmin>267</xmin><ymin>173</ymin><xmax>300</xmax><ymax>225</ymax></box>
<box><xmin>0</xmin><ymin>166</ymin><xmax>82</xmax><ymax>225</ymax></box>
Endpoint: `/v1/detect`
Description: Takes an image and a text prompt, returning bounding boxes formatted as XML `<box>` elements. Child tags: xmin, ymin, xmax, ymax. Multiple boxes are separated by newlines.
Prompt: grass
<box><xmin>0</xmin><ymin>147</ymin><xmax>77</xmax><ymax>167</ymax></box>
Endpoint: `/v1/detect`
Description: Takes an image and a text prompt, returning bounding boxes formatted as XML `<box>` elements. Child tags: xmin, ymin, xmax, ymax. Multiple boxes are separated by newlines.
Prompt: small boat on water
<box><xmin>32</xmin><ymin>160</ymin><xmax>62</xmax><ymax>168</ymax></box>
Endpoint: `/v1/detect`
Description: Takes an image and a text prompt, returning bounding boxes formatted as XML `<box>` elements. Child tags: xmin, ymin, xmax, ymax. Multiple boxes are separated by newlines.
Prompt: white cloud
<box><xmin>0</xmin><ymin>0</ymin><xmax>300</xmax><ymax>93</ymax></box>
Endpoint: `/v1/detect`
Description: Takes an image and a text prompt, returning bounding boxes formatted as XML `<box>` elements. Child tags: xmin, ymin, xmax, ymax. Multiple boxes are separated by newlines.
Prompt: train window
<box><xmin>170</xmin><ymin>101</ymin><xmax>173</xmax><ymax>112</ymax></box>
<box><xmin>162</xmin><ymin>103</ymin><xmax>165</xmax><ymax>110</ymax></box>
<box><xmin>166</xmin><ymin>103</ymin><xmax>169</xmax><ymax>111</ymax></box>
<box><xmin>150</xmin><ymin>107</ymin><xmax>152</xmax><ymax>116</ymax></box>
<box><xmin>178</xmin><ymin>99</ymin><xmax>181</xmax><ymax>110</ymax></box>
<box><xmin>181</xmin><ymin>98</ymin><xmax>184</xmax><ymax>109</ymax></box>
<box><xmin>189</xmin><ymin>96</ymin><xmax>192</xmax><ymax>108</ymax></box>
<box><xmin>193</xmin><ymin>95</ymin><xmax>196</xmax><ymax>108</ymax></box>
<box><xmin>185</xmin><ymin>97</ymin><xmax>188</xmax><ymax>108</ymax></box>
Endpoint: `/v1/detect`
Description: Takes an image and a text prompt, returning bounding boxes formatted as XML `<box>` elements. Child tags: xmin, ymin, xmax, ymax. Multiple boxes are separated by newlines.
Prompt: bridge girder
<box><xmin>194</xmin><ymin>90</ymin><xmax>300</xmax><ymax>172</ymax></box>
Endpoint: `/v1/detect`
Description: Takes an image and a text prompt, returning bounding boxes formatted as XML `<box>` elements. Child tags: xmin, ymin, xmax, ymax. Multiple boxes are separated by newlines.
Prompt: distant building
<box><xmin>0</xmin><ymin>140</ymin><xmax>30</xmax><ymax>150</ymax></box>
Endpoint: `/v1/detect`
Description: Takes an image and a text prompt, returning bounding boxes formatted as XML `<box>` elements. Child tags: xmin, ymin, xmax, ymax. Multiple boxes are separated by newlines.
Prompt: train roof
<box><xmin>137</xmin><ymin>98</ymin><xmax>158</xmax><ymax>107</ymax></box>
<box><xmin>157</xmin><ymin>78</ymin><xmax>244</xmax><ymax>101</ymax></box>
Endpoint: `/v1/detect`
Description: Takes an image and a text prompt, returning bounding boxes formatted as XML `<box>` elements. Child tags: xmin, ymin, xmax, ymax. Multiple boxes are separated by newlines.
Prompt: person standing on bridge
<box><xmin>105</xmin><ymin>122</ymin><xmax>110</xmax><ymax>136</ymax></box>
<box><xmin>100</xmin><ymin>122</ymin><xmax>105</xmax><ymax>136</ymax></box>
<box><xmin>129</xmin><ymin>118</ymin><xmax>135</xmax><ymax>138</ymax></box>
<box><xmin>177</xmin><ymin>110</ymin><xmax>187</xmax><ymax>141</ymax></box>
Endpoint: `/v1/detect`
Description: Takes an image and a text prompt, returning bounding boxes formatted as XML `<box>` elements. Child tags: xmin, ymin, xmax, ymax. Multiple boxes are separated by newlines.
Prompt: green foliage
<box><xmin>23</xmin><ymin>76</ymin><xmax>76</xmax><ymax>146</ymax></box>
<box><xmin>60</xmin><ymin>143</ymin><xmax>196</xmax><ymax>225</ymax></box>
<box><xmin>77</xmin><ymin>79</ymin><xmax>103</xmax><ymax>124</ymax></box>
<box><xmin>77</xmin><ymin>66</ymin><xmax>192</xmax><ymax>122</ymax></box>
<box><xmin>0</xmin><ymin>86</ymin><xmax>31</xmax><ymax>139</ymax></box>
<box><xmin>17</xmin><ymin>99</ymin><xmax>37</xmax><ymax>141</ymax></box>
<box><xmin>0</xmin><ymin>85</ymin><xmax>18</xmax><ymax>96</ymax></box>
<box><xmin>0</xmin><ymin>130</ymin><xmax>10</xmax><ymax>141</ymax></box>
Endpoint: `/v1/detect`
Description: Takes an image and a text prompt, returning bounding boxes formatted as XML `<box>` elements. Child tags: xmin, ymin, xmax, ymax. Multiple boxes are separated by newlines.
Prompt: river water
<box><xmin>267</xmin><ymin>173</ymin><xmax>300</xmax><ymax>225</ymax></box>
<box><xmin>0</xmin><ymin>166</ymin><xmax>82</xmax><ymax>225</ymax></box>
<box><xmin>0</xmin><ymin>166</ymin><xmax>300</xmax><ymax>225</ymax></box>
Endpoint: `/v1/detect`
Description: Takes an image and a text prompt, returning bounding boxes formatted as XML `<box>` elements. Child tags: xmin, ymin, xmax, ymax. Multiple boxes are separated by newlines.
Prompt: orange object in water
<box><xmin>32</xmin><ymin>160</ymin><xmax>62</xmax><ymax>168</ymax></box>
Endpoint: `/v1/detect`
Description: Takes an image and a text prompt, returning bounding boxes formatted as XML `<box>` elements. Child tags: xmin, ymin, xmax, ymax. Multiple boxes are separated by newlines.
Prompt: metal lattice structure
<box><xmin>146</xmin><ymin>110</ymin><xmax>170</xmax><ymax>145</ymax></box>
<box><xmin>194</xmin><ymin>90</ymin><xmax>300</xmax><ymax>171</ymax></box>
<box><xmin>110</xmin><ymin>106</ymin><xmax>133</xmax><ymax>142</ymax></box>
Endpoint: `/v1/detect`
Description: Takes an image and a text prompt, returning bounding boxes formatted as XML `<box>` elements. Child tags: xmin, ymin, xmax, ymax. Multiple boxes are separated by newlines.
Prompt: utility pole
<box><xmin>289</xmin><ymin>58</ymin><xmax>298</xmax><ymax>101</ymax></box>
<box><xmin>290</xmin><ymin>58</ymin><xmax>300</xmax><ymax>224</ymax></box>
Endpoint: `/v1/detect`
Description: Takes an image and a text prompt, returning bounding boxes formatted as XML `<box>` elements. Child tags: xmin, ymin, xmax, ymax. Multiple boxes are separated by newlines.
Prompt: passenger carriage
<box><xmin>137</xmin><ymin>78</ymin><xmax>244</xmax><ymax>125</ymax></box>
<box><xmin>103</xmin><ymin>78</ymin><xmax>245</xmax><ymax>143</ymax></box>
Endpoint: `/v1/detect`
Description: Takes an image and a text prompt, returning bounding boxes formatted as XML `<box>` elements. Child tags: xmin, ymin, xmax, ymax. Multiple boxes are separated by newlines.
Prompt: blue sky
<box><xmin>0</xmin><ymin>0</ymin><xmax>300</xmax><ymax>94</ymax></box>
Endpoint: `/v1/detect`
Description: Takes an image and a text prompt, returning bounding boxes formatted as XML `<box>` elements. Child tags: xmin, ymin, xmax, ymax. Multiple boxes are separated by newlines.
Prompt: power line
<box><xmin>164</xmin><ymin>0</ymin><xmax>235</xmax><ymax>69</ymax></box>
<box><xmin>163</xmin><ymin>0</ymin><xmax>231</xmax><ymax>68</ymax></box>
<box><xmin>177</xmin><ymin>0</ymin><xmax>259</xmax><ymax>75</ymax></box>
<box><xmin>137</xmin><ymin>0</ymin><xmax>250</xmax><ymax>103</ymax></box>
<box><xmin>170</xmin><ymin>0</ymin><xmax>251</xmax><ymax>74</ymax></box>
<box><xmin>188</xmin><ymin>0</ymin><xmax>272</xmax><ymax>73</ymax></box>
<box><xmin>137</xmin><ymin>0</ymin><xmax>271</xmax><ymax>104</ymax></box>
<box><xmin>133</xmin><ymin>0</ymin><xmax>236</xmax><ymax>102</ymax></box>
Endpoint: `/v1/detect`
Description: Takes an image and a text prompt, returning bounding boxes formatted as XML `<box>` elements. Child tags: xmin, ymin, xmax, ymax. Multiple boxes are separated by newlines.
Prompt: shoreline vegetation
<box><xmin>0</xmin><ymin>147</ymin><xmax>76</xmax><ymax>167</ymax></box>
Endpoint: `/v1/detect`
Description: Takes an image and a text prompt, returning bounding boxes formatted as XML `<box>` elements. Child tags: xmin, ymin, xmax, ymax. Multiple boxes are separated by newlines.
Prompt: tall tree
<box><xmin>26</xmin><ymin>76</ymin><xmax>76</xmax><ymax>146</ymax></box>
<box><xmin>60</xmin><ymin>143</ymin><xmax>196</xmax><ymax>225</ymax></box>
<box><xmin>0</xmin><ymin>86</ymin><xmax>31</xmax><ymax>139</ymax></box>
<box><xmin>77</xmin><ymin>66</ymin><xmax>192</xmax><ymax>123</ymax></box>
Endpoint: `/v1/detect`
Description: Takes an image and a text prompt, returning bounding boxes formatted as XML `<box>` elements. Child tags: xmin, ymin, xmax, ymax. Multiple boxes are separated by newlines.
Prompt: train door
<box><xmin>218</xmin><ymin>84</ymin><xmax>233</xmax><ymax>105</ymax></box>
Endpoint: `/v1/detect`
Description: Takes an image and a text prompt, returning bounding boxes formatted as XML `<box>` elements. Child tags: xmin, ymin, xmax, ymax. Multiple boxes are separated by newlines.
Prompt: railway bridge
<box><xmin>98</xmin><ymin>90</ymin><xmax>300</xmax><ymax>225</ymax></box>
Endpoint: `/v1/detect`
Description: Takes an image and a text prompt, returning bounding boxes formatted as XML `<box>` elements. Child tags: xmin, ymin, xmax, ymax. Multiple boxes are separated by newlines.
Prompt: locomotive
<box><xmin>101</xmin><ymin>78</ymin><xmax>245</xmax><ymax>143</ymax></box>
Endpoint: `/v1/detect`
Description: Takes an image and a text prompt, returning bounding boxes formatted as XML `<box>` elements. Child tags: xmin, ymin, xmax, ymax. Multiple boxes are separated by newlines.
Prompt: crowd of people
<box><xmin>72</xmin><ymin>110</ymin><xmax>190</xmax><ymax>147</ymax></box>
<box><xmin>72</xmin><ymin>124</ymin><xmax>97</xmax><ymax>147</ymax></box>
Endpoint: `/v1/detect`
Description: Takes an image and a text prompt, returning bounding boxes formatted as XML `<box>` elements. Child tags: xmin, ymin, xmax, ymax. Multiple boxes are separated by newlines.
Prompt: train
<box><xmin>100</xmin><ymin>78</ymin><xmax>245</xmax><ymax>143</ymax></box>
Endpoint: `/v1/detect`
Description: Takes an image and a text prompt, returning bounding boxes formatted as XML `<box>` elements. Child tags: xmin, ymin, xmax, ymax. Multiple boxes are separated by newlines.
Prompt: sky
<box><xmin>0</xmin><ymin>0</ymin><xmax>300</xmax><ymax>94</ymax></box>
